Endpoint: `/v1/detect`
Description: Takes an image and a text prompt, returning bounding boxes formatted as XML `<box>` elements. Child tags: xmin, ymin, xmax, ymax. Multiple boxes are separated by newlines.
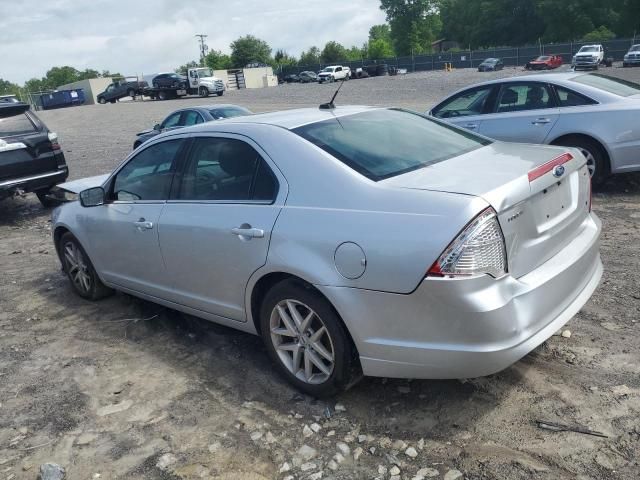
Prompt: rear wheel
<box><xmin>260</xmin><ymin>280</ymin><xmax>361</xmax><ymax>397</ymax></box>
<box><xmin>157</xmin><ymin>90</ymin><xmax>167</xmax><ymax>101</ymax></box>
<box><xmin>59</xmin><ymin>232</ymin><xmax>113</xmax><ymax>300</ymax></box>
<box><xmin>36</xmin><ymin>189</ymin><xmax>60</xmax><ymax>208</ymax></box>
<box><xmin>553</xmin><ymin>136</ymin><xmax>608</xmax><ymax>186</ymax></box>
<box><xmin>98</xmin><ymin>97</ymin><xmax>106</xmax><ymax>104</ymax></box>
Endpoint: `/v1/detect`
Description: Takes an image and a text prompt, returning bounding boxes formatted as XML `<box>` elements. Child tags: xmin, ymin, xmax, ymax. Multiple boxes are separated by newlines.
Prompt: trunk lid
<box><xmin>383</xmin><ymin>142</ymin><xmax>591</xmax><ymax>278</ymax></box>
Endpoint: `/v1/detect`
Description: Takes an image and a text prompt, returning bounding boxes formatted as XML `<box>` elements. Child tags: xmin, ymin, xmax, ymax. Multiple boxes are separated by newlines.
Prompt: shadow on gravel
<box><xmin>595</xmin><ymin>172</ymin><xmax>640</xmax><ymax>196</ymax></box>
<box><xmin>0</xmin><ymin>194</ymin><xmax>50</xmax><ymax>226</ymax></box>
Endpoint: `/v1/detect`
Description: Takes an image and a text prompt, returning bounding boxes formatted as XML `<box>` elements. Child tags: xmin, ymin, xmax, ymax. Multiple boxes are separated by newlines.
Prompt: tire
<box><xmin>36</xmin><ymin>189</ymin><xmax>60</xmax><ymax>208</ymax></box>
<box><xmin>110</xmin><ymin>99</ymin><xmax>116</xmax><ymax>104</ymax></box>
<box><xmin>98</xmin><ymin>97</ymin><xmax>106</xmax><ymax>104</ymax></box>
<box><xmin>199</xmin><ymin>87</ymin><xmax>209</xmax><ymax>97</ymax></box>
<box><xmin>260</xmin><ymin>280</ymin><xmax>361</xmax><ymax>397</ymax></box>
<box><xmin>128</xmin><ymin>89</ymin><xmax>136</xmax><ymax>98</ymax></box>
<box><xmin>157</xmin><ymin>90</ymin><xmax>167</xmax><ymax>101</ymax></box>
<box><xmin>217</xmin><ymin>90</ymin><xmax>223</xmax><ymax>96</ymax></box>
<box><xmin>59</xmin><ymin>232</ymin><xmax>113</xmax><ymax>301</ymax></box>
<box><xmin>553</xmin><ymin>136</ymin><xmax>609</xmax><ymax>186</ymax></box>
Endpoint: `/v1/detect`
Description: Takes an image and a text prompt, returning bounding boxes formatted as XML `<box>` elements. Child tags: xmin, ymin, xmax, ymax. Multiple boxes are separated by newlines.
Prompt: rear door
<box><xmin>158</xmin><ymin>134</ymin><xmax>286</xmax><ymax>321</ymax></box>
<box><xmin>430</xmin><ymin>84</ymin><xmax>497</xmax><ymax>133</ymax></box>
<box><xmin>478</xmin><ymin>82</ymin><xmax>560</xmax><ymax>143</ymax></box>
<box><xmin>0</xmin><ymin>106</ymin><xmax>57</xmax><ymax>182</ymax></box>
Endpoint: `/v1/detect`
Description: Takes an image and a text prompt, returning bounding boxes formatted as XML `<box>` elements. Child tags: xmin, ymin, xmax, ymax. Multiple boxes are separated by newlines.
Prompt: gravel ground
<box><xmin>0</xmin><ymin>66</ymin><xmax>639</xmax><ymax>480</ymax></box>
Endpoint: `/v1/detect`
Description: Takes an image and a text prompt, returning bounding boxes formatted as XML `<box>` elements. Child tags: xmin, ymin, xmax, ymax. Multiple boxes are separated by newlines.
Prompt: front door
<box><xmin>158</xmin><ymin>135</ymin><xmax>285</xmax><ymax>321</ymax></box>
<box><xmin>84</xmin><ymin>138</ymin><xmax>186</xmax><ymax>297</ymax></box>
<box><xmin>478</xmin><ymin>82</ymin><xmax>559</xmax><ymax>143</ymax></box>
<box><xmin>430</xmin><ymin>84</ymin><xmax>496</xmax><ymax>134</ymax></box>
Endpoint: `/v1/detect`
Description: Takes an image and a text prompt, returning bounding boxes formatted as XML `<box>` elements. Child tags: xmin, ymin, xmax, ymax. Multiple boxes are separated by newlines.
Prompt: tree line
<box><xmin>2</xmin><ymin>0</ymin><xmax>637</xmax><ymax>96</ymax></box>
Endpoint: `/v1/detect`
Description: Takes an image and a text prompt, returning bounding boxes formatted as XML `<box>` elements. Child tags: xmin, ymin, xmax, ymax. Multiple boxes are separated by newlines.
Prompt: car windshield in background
<box><xmin>293</xmin><ymin>109</ymin><xmax>490</xmax><ymax>181</ymax></box>
<box><xmin>572</xmin><ymin>74</ymin><xmax>640</xmax><ymax>97</ymax></box>
<box><xmin>630</xmin><ymin>45</ymin><xmax>640</xmax><ymax>52</ymax></box>
<box><xmin>209</xmin><ymin>107</ymin><xmax>251</xmax><ymax>119</ymax></box>
<box><xmin>196</xmin><ymin>68</ymin><xmax>213</xmax><ymax>77</ymax></box>
<box><xmin>579</xmin><ymin>47</ymin><xmax>598</xmax><ymax>52</ymax></box>
<box><xmin>537</xmin><ymin>56</ymin><xmax>550</xmax><ymax>61</ymax></box>
<box><xmin>321</xmin><ymin>67</ymin><xmax>334</xmax><ymax>72</ymax></box>
<box><xmin>484</xmin><ymin>59</ymin><xmax>498</xmax><ymax>63</ymax></box>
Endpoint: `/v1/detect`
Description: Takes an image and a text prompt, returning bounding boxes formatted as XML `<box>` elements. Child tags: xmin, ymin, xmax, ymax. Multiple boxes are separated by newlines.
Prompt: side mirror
<box><xmin>153</xmin><ymin>123</ymin><xmax>161</xmax><ymax>131</ymax></box>
<box><xmin>79</xmin><ymin>187</ymin><xmax>105</xmax><ymax>207</ymax></box>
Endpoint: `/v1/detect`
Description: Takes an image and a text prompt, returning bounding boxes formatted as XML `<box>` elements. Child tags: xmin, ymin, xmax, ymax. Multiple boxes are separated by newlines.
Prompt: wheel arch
<box><xmin>548</xmin><ymin>132</ymin><xmax>611</xmax><ymax>173</ymax></box>
<box><xmin>247</xmin><ymin>271</ymin><xmax>360</xmax><ymax>358</ymax></box>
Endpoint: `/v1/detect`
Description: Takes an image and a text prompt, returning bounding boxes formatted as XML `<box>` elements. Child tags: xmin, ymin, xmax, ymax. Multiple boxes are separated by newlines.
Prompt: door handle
<box><xmin>532</xmin><ymin>118</ymin><xmax>551</xmax><ymax>125</ymax></box>
<box><xmin>231</xmin><ymin>226</ymin><xmax>264</xmax><ymax>239</ymax></box>
<box><xmin>134</xmin><ymin>218</ymin><xmax>154</xmax><ymax>230</ymax></box>
<box><xmin>464</xmin><ymin>123</ymin><xmax>478</xmax><ymax>129</ymax></box>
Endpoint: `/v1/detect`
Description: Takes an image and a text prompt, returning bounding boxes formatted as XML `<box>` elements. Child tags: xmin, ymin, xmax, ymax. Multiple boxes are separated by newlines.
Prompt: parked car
<box><xmin>0</xmin><ymin>95</ymin><xmax>19</xmax><ymax>103</ymax></box>
<box><xmin>97</xmin><ymin>77</ymin><xmax>148</xmax><ymax>104</ymax></box>
<box><xmin>282</xmin><ymin>74</ymin><xmax>299</xmax><ymax>83</ymax></box>
<box><xmin>318</xmin><ymin>66</ymin><xmax>351</xmax><ymax>83</ymax></box>
<box><xmin>525</xmin><ymin>55</ymin><xmax>563</xmax><ymax>70</ymax></box>
<box><xmin>133</xmin><ymin>104</ymin><xmax>252</xmax><ymax>149</ymax></box>
<box><xmin>477</xmin><ymin>58</ymin><xmax>504</xmax><ymax>72</ymax></box>
<box><xmin>428</xmin><ymin>72</ymin><xmax>640</xmax><ymax>185</ymax></box>
<box><xmin>623</xmin><ymin>44</ymin><xmax>640</xmax><ymax>67</ymax></box>
<box><xmin>298</xmin><ymin>71</ymin><xmax>318</xmax><ymax>83</ymax></box>
<box><xmin>0</xmin><ymin>102</ymin><xmax>68</xmax><ymax>207</ymax></box>
<box><xmin>572</xmin><ymin>45</ymin><xmax>604</xmax><ymax>70</ymax></box>
<box><xmin>152</xmin><ymin>73</ymin><xmax>188</xmax><ymax>89</ymax></box>
<box><xmin>52</xmin><ymin>106</ymin><xmax>601</xmax><ymax>396</ymax></box>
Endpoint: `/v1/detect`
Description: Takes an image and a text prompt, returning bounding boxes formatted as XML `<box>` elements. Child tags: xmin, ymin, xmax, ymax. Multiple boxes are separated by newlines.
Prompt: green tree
<box><xmin>379</xmin><ymin>0</ymin><xmax>442</xmax><ymax>55</ymax></box>
<box><xmin>0</xmin><ymin>78</ymin><xmax>20</xmax><ymax>96</ymax></box>
<box><xmin>321</xmin><ymin>41</ymin><xmax>348</xmax><ymax>63</ymax></box>
<box><xmin>614</xmin><ymin>0</ymin><xmax>640</xmax><ymax>37</ymax></box>
<box><xmin>274</xmin><ymin>49</ymin><xmax>298</xmax><ymax>68</ymax></box>
<box><xmin>230</xmin><ymin>35</ymin><xmax>272</xmax><ymax>68</ymax></box>
<box><xmin>44</xmin><ymin>66</ymin><xmax>80</xmax><ymax>88</ymax></box>
<box><xmin>299</xmin><ymin>46</ymin><xmax>321</xmax><ymax>66</ymax></box>
<box><xmin>582</xmin><ymin>25</ymin><xmax>616</xmax><ymax>42</ymax></box>
<box><xmin>369</xmin><ymin>24</ymin><xmax>392</xmax><ymax>43</ymax></box>
<box><xmin>24</xmin><ymin>78</ymin><xmax>48</xmax><ymax>93</ymax></box>
<box><xmin>78</xmin><ymin>68</ymin><xmax>100</xmax><ymax>80</ymax></box>
<box><xmin>368</xmin><ymin>38</ymin><xmax>395</xmax><ymax>59</ymax></box>
<box><xmin>345</xmin><ymin>45</ymin><xmax>367</xmax><ymax>61</ymax></box>
<box><xmin>203</xmin><ymin>50</ymin><xmax>233</xmax><ymax>70</ymax></box>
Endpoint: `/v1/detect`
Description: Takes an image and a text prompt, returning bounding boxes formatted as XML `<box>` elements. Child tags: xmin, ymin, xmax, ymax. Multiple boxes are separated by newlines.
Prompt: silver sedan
<box><xmin>51</xmin><ymin>106</ymin><xmax>602</xmax><ymax>396</ymax></box>
<box><xmin>429</xmin><ymin>72</ymin><xmax>640</xmax><ymax>185</ymax></box>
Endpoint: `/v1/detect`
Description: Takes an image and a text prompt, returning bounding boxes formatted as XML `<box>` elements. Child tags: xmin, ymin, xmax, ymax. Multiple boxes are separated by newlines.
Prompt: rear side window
<box><xmin>571</xmin><ymin>74</ymin><xmax>640</xmax><ymax>97</ymax></box>
<box><xmin>495</xmin><ymin>83</ymin><xmax>554</xmax><ymax>113</ymax></box>
<box><xmin>554</xmin><ymin>86</ymin><xmax>597</xmax><ymax>107</ymax></box>
<box><xmin>0</xmin><ymin>113</ymin><xmax>36</xmax><ymax>136</ymax></box>
<box><xmin>294</xmin><ymin>109</ymin><xmax>490</xmax><ymax>181</ymax></box>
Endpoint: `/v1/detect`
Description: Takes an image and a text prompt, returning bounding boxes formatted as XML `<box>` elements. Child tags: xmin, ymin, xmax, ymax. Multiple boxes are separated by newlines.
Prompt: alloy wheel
<box><xmin>64</xmin><ymin>241</ymin><xmax>92</xmax><ymax>294</ymax></box>
<box><xmin>270</xmin><ymin>299</ymin><xmax>335</xmax><ymax>384</ymax></box>
<box><xmin>578</xmin><ymin>147</ymin><xmax>596</xmax><ymax>178</ymax></box>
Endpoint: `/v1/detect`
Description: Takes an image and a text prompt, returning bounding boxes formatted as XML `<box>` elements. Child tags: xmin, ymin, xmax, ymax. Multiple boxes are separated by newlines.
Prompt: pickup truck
<box><xmin>97</xmin><ymin>77</ymin><xmax>148</xmax><ymax>104</ymax></box>
<box><xmin>623</xmin><ymin>44</ymin><xmax>640</xmax><ymax>67</ymax></box>
<box><xmin>317</xmin><ymin>66</ymin><xmax>351</xmax><ymax>83</ymax></box>
<box><xmin>572</xmin><ymin>45</ymin><xmax>605</xmax><ymax>70</ymax></box>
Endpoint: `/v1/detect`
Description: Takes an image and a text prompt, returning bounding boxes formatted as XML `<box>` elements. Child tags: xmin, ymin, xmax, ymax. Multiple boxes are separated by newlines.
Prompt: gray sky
<box><xmin>0</xmin><ymin>0</ymin><xmax>386</xmax><ymax>84</ymax></box>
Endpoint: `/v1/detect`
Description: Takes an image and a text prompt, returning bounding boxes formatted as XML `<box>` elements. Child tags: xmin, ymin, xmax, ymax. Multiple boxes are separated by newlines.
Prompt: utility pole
<box><xmin>195</xmin><ymin>34</ymin><xmax>208</xmax><ymax>64</ymax></box>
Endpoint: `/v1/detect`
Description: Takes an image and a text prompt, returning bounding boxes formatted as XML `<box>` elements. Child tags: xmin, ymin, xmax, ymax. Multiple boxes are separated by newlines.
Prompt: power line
<box><xmin>195</xmin><ymin>34</ymin><xmax>209</xmax><ymax>64</ymax></box>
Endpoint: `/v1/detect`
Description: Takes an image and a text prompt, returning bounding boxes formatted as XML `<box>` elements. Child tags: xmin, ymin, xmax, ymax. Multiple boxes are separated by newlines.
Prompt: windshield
<box><xmin>321</xmin><ymin>67</ymin><xmax>334</xmax><ymax>72</ymax></box>
<box><xmin>208</xmin><ymin>106</ymin><xmax>251</xmax><ymax>119</ymax></box>
<box><xmin>630</xmin><ymin>45</ymin><xmax>640</xmax><ymax>52</ymax></box>
<box><xmin>572</xmin><ymin>73</ymin><xmax>640</xmax><ymax>97</ymax></box>
<box><xmin>196</xmin><ymin>68</ymin><xmax>213</xmax><ymax>77</ymax></box>
<box><xmin>293</xmin><ymin>109</ymin><xmax>491</xmax><ymax>181</ymax></box>
<box><xmin>536</xmin><ymin>56</ymin><xmax>550</xmax><ymax>61</ymax></box>
<box><xmin>484</xmin><ymin>58</ymin><xmax>497</xmax><ymax>63</ymax></box>
<box><xmin>579</xmin><ymin>46</ymin><xmax>598</xmax><ymax>53</ymax></box>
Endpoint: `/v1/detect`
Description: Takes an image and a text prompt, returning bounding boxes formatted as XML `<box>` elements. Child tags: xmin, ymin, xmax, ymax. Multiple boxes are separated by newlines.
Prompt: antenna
<box><xmin>319</xmin><ymin>78</ymin><xmax>346</xmax><ymax>110</ymax></box>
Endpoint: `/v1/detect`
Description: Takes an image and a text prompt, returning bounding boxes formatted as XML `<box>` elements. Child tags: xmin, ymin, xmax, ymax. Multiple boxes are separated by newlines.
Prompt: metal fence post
<box><xmin>517</xmin><ymin>47</ymin><xmax>519</xmax><ymax>66</ymax></box>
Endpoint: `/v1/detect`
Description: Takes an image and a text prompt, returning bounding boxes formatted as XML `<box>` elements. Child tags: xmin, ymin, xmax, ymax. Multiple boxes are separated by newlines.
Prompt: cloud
<box><xmin>0</xmin><ymin>0</ymin><xmax>386</xmax><ymax>83</ymax></box>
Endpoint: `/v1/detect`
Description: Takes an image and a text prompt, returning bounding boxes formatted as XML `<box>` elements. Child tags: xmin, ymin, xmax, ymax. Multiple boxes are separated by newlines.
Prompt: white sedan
<box><xmin>428</xmin><ymin>72</ymin><xmax>640</xmax><ymax>185</ymax></box>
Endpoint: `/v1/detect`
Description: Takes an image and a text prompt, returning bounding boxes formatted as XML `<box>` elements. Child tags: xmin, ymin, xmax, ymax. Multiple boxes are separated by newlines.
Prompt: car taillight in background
<box><xmin>428</xmin><ymin>207</ymin><xmax>507</xmax><ymax>278</ymax></box>
<box><xmin>48</xmin><ymin>132</ymin><xmax>61</xmax><ymax>151</ymax></box>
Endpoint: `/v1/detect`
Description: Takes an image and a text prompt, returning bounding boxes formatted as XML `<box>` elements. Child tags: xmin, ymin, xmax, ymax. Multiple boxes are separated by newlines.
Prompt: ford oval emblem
<box><xmin>553</xmin><ymin>165</ymin><xmax>565</xmax><ymax>177</ymax></box>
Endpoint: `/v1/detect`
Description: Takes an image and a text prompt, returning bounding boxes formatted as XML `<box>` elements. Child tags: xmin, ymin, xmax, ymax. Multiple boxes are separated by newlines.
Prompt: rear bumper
<box><xmin>0</xmin><ymin>166</ymin><xmax>69</xmax><ymax>197</ymax></box>
<box><xmin>318</xmin><ymin>213</ymin><xmax>602</xmax><ymax>379</ymax></box>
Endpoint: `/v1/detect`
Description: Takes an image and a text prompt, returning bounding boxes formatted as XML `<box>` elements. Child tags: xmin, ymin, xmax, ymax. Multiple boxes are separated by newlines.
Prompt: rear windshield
<box><xmin>0</xmin><ymin>113</ymin><xmax>37</xmax><ymax>136</ymax></box>
<box><xmin>209</xmin><ymin>106</ymin><xmax>251</xmax><ymax>119</ymax></box>
<box><xmin>571</xmin><ymin>73</ymin><xmax>640</xmax><ymax>97</ymax></box>
<box><xmin>293</xmin><ymin>109</ymin><xmax>491</xmax><ymax>181</ymax></box>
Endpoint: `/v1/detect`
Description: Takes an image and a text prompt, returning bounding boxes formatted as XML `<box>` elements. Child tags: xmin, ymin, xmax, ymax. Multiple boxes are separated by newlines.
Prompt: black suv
<box><xmin>0</xmin><ymin>103</ymin><xmax>69</xmax><ymax>207</ymax></box>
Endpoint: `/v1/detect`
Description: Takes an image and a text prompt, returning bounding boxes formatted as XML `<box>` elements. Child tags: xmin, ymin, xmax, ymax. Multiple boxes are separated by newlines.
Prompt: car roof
<box><xmin>187</xmin><ymin>105</ymin><xmax>382</xmax><ymax>130</ymax></box>
<box><xmin>470</xmin><ymin>72</ymin><xmax>581</xmax><ymax>87</ymax></box>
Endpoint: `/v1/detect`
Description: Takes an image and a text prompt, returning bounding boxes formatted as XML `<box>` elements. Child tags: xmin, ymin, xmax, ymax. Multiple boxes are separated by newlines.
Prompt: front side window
<box><xmin>177</xmin><ymin>137</ymin><xmax>277</xmax><ymax>201</ymax></box>
<box><xmin>495</xmin><ymin>83</ymin><xmax>554</xmax><ymax>113</ymax></box>
<box><xmin>162</xmin><ymin>112</ymin><xmax>182</xmax><ymax>129</ymax></box>
<box><xmin>0</xmin><ymin>113</ymin><xmax>36</xmax><ymax>136</ymax></box>
<box><xmin>294</xmin><ymin>109</ymin><xmax>490</xmax><ymax>181</ymax></box>
<box><xmin>432</xmin><ymin>86</ymin><xmax>493</xmax><ymax>119</ymax></box>
<box><xmin>112</xmin><ymin>139</ymin><xmax>183</xmax><ymax>201</ymax></box>
<box><xmin>183</xmin><ymin>110</ymin><xmax>204</xmax><ymax>126</ymax></box>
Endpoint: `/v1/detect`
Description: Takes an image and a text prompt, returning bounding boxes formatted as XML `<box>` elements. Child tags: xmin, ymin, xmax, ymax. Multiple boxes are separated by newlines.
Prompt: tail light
<box><xmin>48</xmin><ymin>132</ymin><xmax>61</xmax><ymax>151</ymax></box>
<box><xmin>428</xmin><ymin>207</ymin><xmax>507</xmax><ymax>278</ymax></box>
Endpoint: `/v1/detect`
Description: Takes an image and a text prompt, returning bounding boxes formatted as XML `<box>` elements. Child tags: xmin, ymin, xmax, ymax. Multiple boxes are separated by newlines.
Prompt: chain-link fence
<box><xmin>281</xmin><ymin>37</ymin><xmax>638</xmax><ymax>76</ymax></box>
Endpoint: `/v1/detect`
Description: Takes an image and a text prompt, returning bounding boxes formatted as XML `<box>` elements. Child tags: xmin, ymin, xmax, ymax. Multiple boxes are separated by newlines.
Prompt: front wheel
<box><xmin>216</xmin><ymin>90</ymin><xmax>224</xmax><ymax>96</ymax></box>
<box><xmin>199</xmin><ymin>87</ymin><xmax>209</xmax><ymax>97</ymax></box>
<box><xmin>260</xmin><ymin>280</ymin><xmax>361</xmax><ymax>397</ymax></box>
<box><xmin>59</xmin><ymin>233</ymin><xmax>113</xmax><ymax>300</ymax></box>
<box><xmin>157</xmin><ymin>90</ymin><xmax>167</xmax><ymax>101</ymax></box>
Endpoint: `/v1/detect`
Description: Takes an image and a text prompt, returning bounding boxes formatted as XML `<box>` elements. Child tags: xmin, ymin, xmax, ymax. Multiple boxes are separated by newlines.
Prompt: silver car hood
<box><xmin>57</xmin><ymin>174</ymin><xmax>109</xmax><ymax>193</ymax></box>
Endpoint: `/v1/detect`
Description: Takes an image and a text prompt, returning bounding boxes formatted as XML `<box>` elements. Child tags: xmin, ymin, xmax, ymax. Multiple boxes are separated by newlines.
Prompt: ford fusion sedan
<box><xmin>51</xmin><ymin>106</ymin><xmax>601</xmax><ymax>396</ymax></box>
<box><xmin>133</xmin><ymin>104</ymin><xmax>252</xmax><ymax>149</ymax></box>
<box><xmin>429</xmin><ymin>72</ymin><xmax>640</xmax><ymax>185</ymax></box>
